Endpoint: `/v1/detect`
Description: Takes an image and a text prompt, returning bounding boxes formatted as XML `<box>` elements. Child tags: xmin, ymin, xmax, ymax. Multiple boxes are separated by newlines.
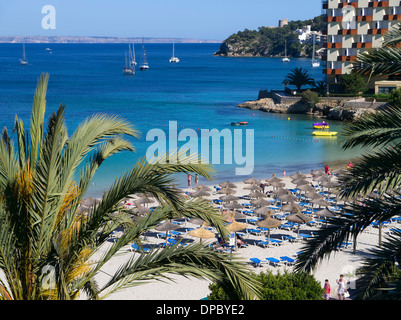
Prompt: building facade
<box><xmin>322</xmin><ymin>0</ymin><xmax>401</xmax><ymax>93</ymax></box>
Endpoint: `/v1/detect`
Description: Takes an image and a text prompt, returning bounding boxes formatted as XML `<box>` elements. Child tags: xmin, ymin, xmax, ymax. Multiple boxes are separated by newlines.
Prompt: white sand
<box><xmin>93</xmin><ymin>173</ymin><xmax>393</xmax><ymax>300</ymax></box>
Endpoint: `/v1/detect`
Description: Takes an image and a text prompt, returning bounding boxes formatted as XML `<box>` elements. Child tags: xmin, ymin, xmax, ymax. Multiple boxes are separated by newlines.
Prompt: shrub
<box><xmin>208</xmin><ymin>270</ymin><xmax>324</xmax><ymax>300</ymax></box>
<box><xmin>301</xmin><ymin>89</ymin><xmax>320</xmax><ymax>106</ymax></box>
<box><xmin>340</xmin><ymin>72</ymin><xmax>368</xmax><ymax>95</ymax></box>
<box><xmin>388</xmin><ymin>88</ymin><xmax>401</xmax><ymax>107</ymax></box>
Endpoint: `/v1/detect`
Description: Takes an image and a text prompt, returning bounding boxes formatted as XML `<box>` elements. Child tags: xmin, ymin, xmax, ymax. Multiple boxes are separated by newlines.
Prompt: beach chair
<box><xmin>299</xmin><ymin>233</ymin><xmax>314</xmax><ymax>241</ymax></box>
<box><xmin>247</xmin><ymin>228</ymin><xmax>262</xmax><ymax>236</ymax></box>
<box><xmin>268</xmin><ymin>238</ymin><xmax>282</xmax><ymax>246</ymax></box>
<box><xmin>280</xmin><ymin>256</ymin><xmax>296</xmax><ymax>266</ymax></box>
<box><xmin>256</xmin><ymin>240</ymin><xmax>270</xmax><ymax>248</ymax></box>
<box><xmin>169</xmin><ymin>230</ymin><xmax>182</xmax><ymax>238</ymax></box>
<box><xmin>130</xmin><ymin>244</ymin><xmax>152</xmax><ymax>253</ymax></box>
<box><xmin>266</xmin><ymin>257</ymin><xmax>281</xmax><ymax>267</ymax></box>
<box><xmin>249</xmin><ymin>258</ymin><xmax>263</xmax><ymax>267</ymax></box>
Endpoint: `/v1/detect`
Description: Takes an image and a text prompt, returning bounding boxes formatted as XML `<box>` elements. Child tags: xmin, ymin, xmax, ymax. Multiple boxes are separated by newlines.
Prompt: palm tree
<box><xmin>0</xmin><ymin>73</ymin><xmax>262</xmax><ymax>300</ymax></box>
<box><xmin>282</xmin><ymin>67</ymin><xmax>315</xmax><ymax>91</ymax></box>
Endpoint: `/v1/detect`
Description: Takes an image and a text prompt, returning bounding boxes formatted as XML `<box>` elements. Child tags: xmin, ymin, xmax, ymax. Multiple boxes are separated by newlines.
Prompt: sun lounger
<box><xmin>266</xmin><ymin>257</ymin><xmax>281</xmax><ymax>267</ymax></box>
<box><xmin>257</xmin><ymin>241</ymin><xmax>270</xmax><ymax>248</ymax></box>
<box><xmin>130</xmin><ymin>244</ymin><xmax>152</xmax><ymax>253</ymax></box>
<box><xmin>249</xmin><ymin>258</ymin><xmax>263</xmax><ymax>267</ymax></box>
<box><xmin>267</xmin><ymin>238</ymin><xmax>282</xmax><ymax>246</ymax></box>
<box><xmin>280</xmin><ymin>256</ymin><xmax>296</xmax><ymax>266</ymax></box>
<box><xmin>247</xmin><ymin>228</ymin><xmax>262</xmax><ymax>236</ymax></box>
<box><xmin>299</xmin><ymin>233</ymin><xmax>314</xmax><ymax>240</ymax></box>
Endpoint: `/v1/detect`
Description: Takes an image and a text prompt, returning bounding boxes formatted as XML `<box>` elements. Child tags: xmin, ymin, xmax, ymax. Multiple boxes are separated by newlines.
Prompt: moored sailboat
<box><xmin>169</xmin><ymin>41</ymin><xmax>180</xmax><ymax>63</ymax></box>
<box><xmin>139</xmin><ymin>38</ymin><xmax>149</xmax><ymax>70</ymax></box>
<box><xmin>20</xmin><ymin>43</ymin><xmax>28</xmax><ymax>65</ymax></box>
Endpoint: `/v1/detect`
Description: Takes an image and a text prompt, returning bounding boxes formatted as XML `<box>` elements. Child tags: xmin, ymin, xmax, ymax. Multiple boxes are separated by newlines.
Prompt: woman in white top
<box><xmin>336</xmin><ymin>274</ymin><xmax>347</xmax><ymax>300</ymax></box>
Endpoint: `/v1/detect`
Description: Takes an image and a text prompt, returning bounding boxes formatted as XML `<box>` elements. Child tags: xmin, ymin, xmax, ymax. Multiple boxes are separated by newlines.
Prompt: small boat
<box><xmin>169</xmin><ymin>41</ymin><xmax>180</xmax><ymax>63</ymax></box>
<box><xmin>282</xmin><ymin>40</ymin><xmax>290</xmax><ymax>63</ymax></box>
<box><xmin>312</xmin><ymin>131</ymin><xmax>337</xmax><ymax>136</ymax></box>
<box><xmin>20</xmin><ymin>43</ymin><xmax>28</xmax><ymax>65</ymax></box>
<box><xmin>122</xmin><ymin>45</ymin><xmax>135</xmax><ymax>75</ymax></box>
<box><xmin>311</xmin><ymin>35</ymin><xmax>320</xmax><ymax>68</ymax></box>
<box><xmin>139</xmin><ymin>38</ymin><xmax>149</xmax><ymax>71</ymax></box>
<box><xmin>231</xmin><ymin>121</ymin><xmax>248</xmax><ymax>126</ymax></box>
<box><xmin>313</xmin><ymin>122</ymin><xmax>329</xmax><ymax>129</ymax></box>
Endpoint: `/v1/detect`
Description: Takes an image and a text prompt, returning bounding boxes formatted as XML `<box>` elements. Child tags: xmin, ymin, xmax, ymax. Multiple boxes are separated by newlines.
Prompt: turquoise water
<box><xmin>0</xmin><ymin>43</ymin><xmax>358</xmax><ymax>196</ymax></box>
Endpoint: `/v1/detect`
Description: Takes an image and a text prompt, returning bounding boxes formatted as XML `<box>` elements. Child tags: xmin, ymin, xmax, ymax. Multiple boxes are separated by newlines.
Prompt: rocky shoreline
<box><xmin>237</xmin><ymin>91</ymin><xmax>387</xmax><ymax>121</ymax></box>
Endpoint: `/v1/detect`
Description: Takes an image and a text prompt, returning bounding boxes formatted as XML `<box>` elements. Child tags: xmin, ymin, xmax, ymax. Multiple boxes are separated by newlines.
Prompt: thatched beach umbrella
<box><xmin>292</xmin><ymin>178</ymin><xmax>310</xmax><ymax>186</ymax></box>
<box><xmin>248</xmin><ymin>191</ymin><xmax>266</xmax><ymax>199</ymax></box>
<box><xmin>217</xmin><ymin>187</ymin><xmax>236</xmax><ymax>195</ymax></box>
<box><xmin>311</xmin><ymin>198</ymin><xmax>331</xmax><ymax>208</ymax></box>
<box><xmin>286</xmin><ymin>209</ymin><xmax>313</xmax><ymax>235</ymax></box>
<box><xmin>191</xmin><ymin>189</ymin><xmax>211</xmax><ymax>198</ymax></box>
<box><xmin>225</xmin><ymin>212</ymin><xmax>248</xmax><ymax>250</ymax></box>
<box><xmin>244</xmin><ymin>184</ymin><xmax>262</xmax><ymax>191</ymax></box>
<box><xmin>315</xmin><ymin>207</ymin><xmax>337</xmax><ymax>227</ymax></box>
<box><xmin>224</xmin><ymin>201</ymin><xmax>244</xmax><ymax>210</ymax></box>
<box><xmin>278</xmin><ymin>193</ymin><xmax>298</xmax><ymax>203</ymax></box>
<box><xmin>80</xmin><ymin>196</ymin><xmax>101</xmax><ymax>208</ymax></box>
<box><xmin>273</xmin><ymin>188</ymin><xmax>288</xmax><ymax>197</ymax></box>
<box><xmin>250</xmin><ymin>198</ymin><xmax>271</xmax><ymax>207</ymax></box>
<box><xmin>243</xmin><ymin>177</ymin><xmax>262</xmax><ymax>184</ymax></box>
<box><xmin>269</xmin><ymin>181</ymin><xmax>286</xmax><ymax>189</ymax></box>
<box><xmin>281</xmin><ymin>202</ymin><xmax>302</xmax><ymax>213</ymax></box>
<box><xmin>155</xmin><ymin>221</ymin><xmax>180</xmax><ymax>243</ymax></box>
<box><xmin>219</xmin><ymin>181</ymin><xmax>237</xmax><ymax>189</ymax></box>
<box><xmin>290</xmin><ymin>171</ymin><xmax>307</xmax><ymax>180</ymax></box>
<box><xmin>188</xmin><ymin>223</ymin><xmax>216</xmax><ymax>243</ymax></box>
<box><xmin>266</xmin><ymin>173</ymin><xmax>282</xmax><ymax>183</ymax></box>
<box><xmin>219</xmin><ymin>194</ymin><xmax>238</xmax><ymax>202</ymax></box>
<box><xmin>254</xmin><ymin>207</ymin><xmax>275</xmax><ymax>217</ymax></box>
<box><xmin>195</xmin><ymin>184</ymin><xmax>213</xmax><ymax>192</ymax></box>
<box><xmin>130</xmin><ymin>205</ymin><xmax>151</xmax><ymax>216</ymax></box>
<box><xmin>256</xmin><ymin>212</ymin><xmax>282</xmax><ymax>241</ymax></box>
<box><xmin>314</xmin><ymin>175</ymin><xmax>330</xmax><ymax>183</ymax></box>
<box><xmin>189</xmin><ymin>218</ymin><xmax>205</xmax><ymax>226</ymax></box>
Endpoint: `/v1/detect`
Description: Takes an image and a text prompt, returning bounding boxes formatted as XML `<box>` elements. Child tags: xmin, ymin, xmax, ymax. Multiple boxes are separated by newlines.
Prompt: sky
<box><xmin>0</xmin><ymin>0</ymin><xmax>322</xmax><ymax>40</ymax></box>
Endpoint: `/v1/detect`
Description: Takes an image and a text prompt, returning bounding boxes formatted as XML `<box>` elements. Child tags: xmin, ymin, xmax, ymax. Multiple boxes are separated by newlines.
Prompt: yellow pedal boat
<box><xmin>312</xmin><ymin>131</ymin><xmax>338</xmax><ymax>136</ymax></box>
<box><xmin>313</xmin><ymin>125</ymin><xmax>329</xmax><ymax>129</ymax></box>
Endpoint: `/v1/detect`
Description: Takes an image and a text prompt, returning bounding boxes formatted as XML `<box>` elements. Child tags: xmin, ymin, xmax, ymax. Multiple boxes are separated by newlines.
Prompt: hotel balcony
<box><xmin>338</xmin><ymin>2</ymin><xmax>359</xmax><ymax>8</ymax></box>
<box><xmin>368</xmin><ymin>28</ymin><xmax>389</xmax><ymax>34</ymax></box>
<box><xmin>324</xmin><ymin>68</ymin><xmax>343</xmax><ymax>75</ymax></box>
<box><xmin>322</xmin><ymin>0</ymin><xmax>328</xmax><ymax>9</ymax></box>
<box><xmin>368</xmin><ymin>0</ymin><xmax>389</xmax><ymax>7</ymax></box>
<box><xmin>338</xmin><ymin>29</ymin><xmax>358</xmax><ymax>35</ymax></box>
<box><xmin>337</xmin><ymin>55</ymin><xmax>357</xmax><ymax>61</ymax></box>
<box><xmin>352</xmin><ymin>42</ymin><xmax>373</xmax><ymax>48</ymax></box>
<box><xmin>357</xmin><ymin>15</ymin><xmax>374</xmax><ymax>21</ymax></box>
<box><xmin>327</xmin><ymin>16</ymin><xmax>343</xmax><ymax>22</ymax></box>
<box><xmin>327</xmin><ymin>42</ymin><xmax>343</xmax><ymax>48</ymax></box>
<box><xmin>383</xmin><ymin>14</ymin><xmax>401</xmax><ymax>20</ymax></box>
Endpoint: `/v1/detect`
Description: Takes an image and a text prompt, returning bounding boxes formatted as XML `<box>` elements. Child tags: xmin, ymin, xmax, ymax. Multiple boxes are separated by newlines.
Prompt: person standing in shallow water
<box><xmin>187</xmin><ymin>173</ymin><xmax>192</xmax><ymax>189</ymax></box>
<box><xmin>194</xmin><ymin>174</ymin><xmax>199</xmax><ymax>187</ymax></box>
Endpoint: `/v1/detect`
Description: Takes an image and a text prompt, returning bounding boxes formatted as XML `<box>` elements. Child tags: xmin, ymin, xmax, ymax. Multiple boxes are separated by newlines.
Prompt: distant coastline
<box><xmin>0</xmin><ymin>36</ymin><xmax>222</xmax><ymax>44</ymax></box>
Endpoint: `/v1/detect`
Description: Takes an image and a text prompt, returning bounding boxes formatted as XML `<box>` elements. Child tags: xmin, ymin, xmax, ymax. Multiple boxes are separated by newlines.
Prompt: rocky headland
<box><xmin>237</xmin><ymin>91</ymin><xmax>387</xmax><ymax>121</ymax></box>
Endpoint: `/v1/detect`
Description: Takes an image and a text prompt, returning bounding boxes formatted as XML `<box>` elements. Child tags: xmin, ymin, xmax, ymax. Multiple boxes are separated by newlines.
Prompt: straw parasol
<box><xmin>244</xmin><ymin>184</ymin><xmax>262</xmax><ymax>191</ymax></box>
<box><xmin>217</xmin><ymin>187</ymin><xmax>236</xmax><ymax>195</ymax></box>
<box><xmin>266</xmin><ymin>173</ymin><xmax>282</xmax><ymax>183</ymax></box>
<box><xmin>219</xmin><ymin>181</ymin><xmax>237</xmax><ymax>189</ymax></box>
<box><xmin>286</xmin><ymin>209</ymin><xmax>313</xmax><ymax>235</ymax></box>
<box><xmin>281</xmin><ymin>202</ymin><xmax>302</xmax><ymax>213</ymax></box>
<box><xmin>219</xmin><ymin>194</ymin><xmax>238</xmax><ymax>202</ymax></box>
<box><xmin>314</xmin><ymin>175</ymin><xmax>330</xmax><ymax>183</ymax></box>
<box><xmin>256</xmin><ymin>212</ymin><xmax>282</xmax><ymax>241</ymax></box>
<box><xmin>292</xmin><ymin>178</ymin><xmax>310</xmax><ymax>186</ymax></box>
<box><xmin>254</xmin><ymin>206</ymin><xmax>275</xmax><ymax>217</ymax></box>
<box><xmin>224</xmin><ymin>201</ymin><xmax>244</xmax><ymax>210</ymax></box>
<box><xmin>250</xmin><ymin>198</ymin><xmax>271</xmax><ymax>207</ymax></box>
<box><xmin>290</xmin><ymin>171</ymin><xmax>307</xmax><ymax>180</ymax></box>
<box><xmin>248</xmin><ymin>191</ymin><xmax>266</xmax><ymax>199</ymax></box>
<box><xmin>225</xmin><ymin>212</ymin><xmax>248</xmax><ymax>250</ymax></box>
<box><xmin>296</xmin><ymin>184</ymin><xmax>315</xmax><ymax>193</ymax></box>
<box><xmin>243</xmin><ymin>177</ymin><xmax>262</xmax><ymax>184</ymax></box>
<box><xmin>155</xmin><ymin>220</ymin><xmax>180</xmax><ymax>243</ymax></box>
<box><xmin>188</xmin><ymin>223</ymin><xmax>215</xmax><ymax>243</ymax></box>
<box><xmin>315</xmin><ymin>207</ymin><xmax>337</xmax><ymax>226</ymax></box>
<box><xmin>273</xmin><ymin>188</ymin><xmax>288</xmax><ymax>197</ymax></box>
<box><xmin>191</xmin><ymin>189</ymin><xmax>211</xmax><ymax>198</ymax></box>
<box><xmin>189</xmin><ymin>218</ymin><xmax>205</xmax><ymax>225</ymax></box>
<box><xmin>278</xmin><ymin>193</ymin><xmax>298</xmax><ymax>203</ymax></box>
<box><xmin>311</xmin><ymin>198</ymin><xmax>331</xmax><ymax>208</ymax></box>
<box><xmin>195</xmin><ymin>184</ymin><xmax>213</xmax><ymax>192</ymax></box>
<box><xmin>269</xmin><ymin>181</ymin><xmax>286</xmax><ymax>189</ymax></box>
<box><xmin>80</xmin><ymin>196</ymin><xmax>101</xmax><ymax>208</ymax></box>
<box><xmin>130</xmin><ymin>205</ymin><xmax>151</xmax><ymax>216</ymax></box>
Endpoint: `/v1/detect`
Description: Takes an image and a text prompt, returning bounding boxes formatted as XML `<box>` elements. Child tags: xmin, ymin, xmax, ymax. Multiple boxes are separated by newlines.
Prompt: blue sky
<box><xmin>0</xmin><ymin>0</ymin><xmax>322</xmax><ymax>40</ymax></box>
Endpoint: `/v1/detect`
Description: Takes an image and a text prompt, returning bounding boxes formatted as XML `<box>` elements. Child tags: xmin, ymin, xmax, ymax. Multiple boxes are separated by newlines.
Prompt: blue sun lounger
<box><xmin>266</xmin><ymin>257</ymin><xmax>281</xmax><ymax>267</ymax></box>
<box><xmin>249</xmin><ymin>258</ymin><xmax>263</xmax><ymax>267</ymax></box>
<box><xmin>280</xmin><ymin>256</ymin><xmax>296</xmax><ymax>266</ymax></box>
<box><xmin>130</xmin><ymin>244</ymin><xmax>152</xmax><ymax>253</ymax></box>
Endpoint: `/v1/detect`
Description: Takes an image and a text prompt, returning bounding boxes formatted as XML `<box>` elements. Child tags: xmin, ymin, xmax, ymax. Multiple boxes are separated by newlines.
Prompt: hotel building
<box><xmin>322</xmin><ymin>0</ymin><xmax>401</xmax><ymax>93</ymax></box>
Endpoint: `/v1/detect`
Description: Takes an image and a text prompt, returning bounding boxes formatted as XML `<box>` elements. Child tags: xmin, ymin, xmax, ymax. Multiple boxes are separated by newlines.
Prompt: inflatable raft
<box><xmin>312</xmin><ymin>131</ymin><xmax>338</xmax><ymax>136</ymax></box>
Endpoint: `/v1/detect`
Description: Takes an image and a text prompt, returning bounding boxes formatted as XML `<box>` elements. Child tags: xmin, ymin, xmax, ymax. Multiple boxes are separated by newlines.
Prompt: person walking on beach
<box><xmin>187</xmin><ymin>173</ymin><xmax>192</xmax><ymax>189</ymax></box>
<box><xmin>323</xmin><ymin>279</ymin><xmax>331</xmax><ymax>300</ymax></box>
<box><xmin>283</xmin><ymin>169</ymin><xmax>286</xmax><ymax>177</ymax></box>
<box><xmin>324</xmin><ymin>165</ymin><xmax>331</xmax><ymax>175</ymax></box>
<box><xmin>194</xmin><ymin>174</ymin><xmax>199</xmax><ymax>187</ymax></box>
<box><xmin>336</xmin><ymin>275</ymin><xmax>347</xmax><ymax>300</ymax></box>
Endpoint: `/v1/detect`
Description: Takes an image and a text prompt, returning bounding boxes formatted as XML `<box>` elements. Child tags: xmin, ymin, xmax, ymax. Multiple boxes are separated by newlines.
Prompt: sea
<box><xmin>0</xmin><ymin>43</ymin><xmax>362</xmax><ymax>197</ymax></box>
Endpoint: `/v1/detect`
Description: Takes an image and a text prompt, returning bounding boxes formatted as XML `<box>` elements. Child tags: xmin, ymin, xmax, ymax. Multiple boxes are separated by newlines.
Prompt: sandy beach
<box><xmin>92</xmin><ymin>167</ymin><xmax>391</xmax><ymax>301</ymax></box>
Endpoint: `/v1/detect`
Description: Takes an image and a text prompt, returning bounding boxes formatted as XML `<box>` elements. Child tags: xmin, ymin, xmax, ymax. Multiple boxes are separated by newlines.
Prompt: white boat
<box><xmin>20</xmin><ymin>43</ymin><xmax>28</xmax><ymax>65</ymax></box>
<box><xmin>282</xmin><ymin>40</ymin><xmax>290</xmax><ymax>63</ymax></box>
<box><xmin>129</xmin><ymin>43</ymin><xmax>137</xmax><ymax>67</ymax></box>
<box><xmin>139</xmin><ymin>38</ymin><xmax>149</xmax><ymax>70</ymax></box>
<box><xmin>311</xmin><ymin>35</ymin><xmax>320</xmax><ymax>68</ymax></box>
<box><xmin>122</xmin><ymin>45</ymin><xmax>135</xmax><ymax>75</ymax></box>
<box><xmin>169</xmin><ymin>41</ymin><xmax>180</xmax><ymax>63</ymax></box>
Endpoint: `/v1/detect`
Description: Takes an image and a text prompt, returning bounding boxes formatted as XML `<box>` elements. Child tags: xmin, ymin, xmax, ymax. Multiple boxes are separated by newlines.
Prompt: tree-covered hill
<box><xmin>214</xmin><ymin>15</ymin><xmax>326</xmax><ymax>57</ymax></box>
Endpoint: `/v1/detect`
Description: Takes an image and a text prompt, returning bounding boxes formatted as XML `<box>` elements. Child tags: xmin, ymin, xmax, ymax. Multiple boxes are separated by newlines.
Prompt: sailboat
<box><xmin>311</xmin><ymin>35</ymin><xmax>320</xmax><ymax>68</ymax></box>
<box><xmin>169</xmin><ymin>41</ymin><xmax>180</xmax><ymax>63</ymax></box>
<box><xmin>122</xmin><ymin>44</ymin><xmax>135</xmax><ymax>75</ymax></box>
<box><xmin>282</xmin><ymin>40</ymin><xmax>290</xmax><ymax>63</ymax></box>
<box><xmin>139</xmin><ymin>38</ymin><xmax>149</xmax><ymax>70</ymax></box>
<box><xmin>20</xmin><ymin>43</ymin><xmax>28</xmax><ymax>65</ymax></box>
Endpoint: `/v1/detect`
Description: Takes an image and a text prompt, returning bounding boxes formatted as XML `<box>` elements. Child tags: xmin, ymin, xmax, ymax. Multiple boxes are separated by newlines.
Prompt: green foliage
<box><xmin>217</xmin><ymin>15</ymin><xmax>325</xmax><ymax>57</ymax></box>
<box><xmin>301</xmin><ymin>89</ymin><xmax>321</xmax><ymax>106</ymax></box>
<box><xmin>208</xmin><ymin>270</ymin><xmax>324</xmax><ymax>300</ymax></box>
<box><xmin>340</xmin><ymin>72</ymin><xmax>368</xmax><ymax>94</ymax></box>
<box><xmin>388</xmin><ymin>88</ymin><xmax>401</xmax><ymax>107</ymax></box>
<box><xmin>283</xmin><ymin>67</ymin><xmax>315</xmax><ymax>91</ymax></box>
